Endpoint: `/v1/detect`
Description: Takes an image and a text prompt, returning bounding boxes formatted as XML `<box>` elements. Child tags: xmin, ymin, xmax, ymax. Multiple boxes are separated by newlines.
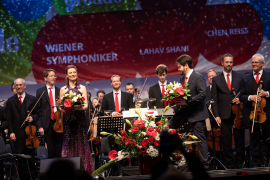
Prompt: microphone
<box><xmin>85</xmin><ymin>81</ymin><xmax>90</xmax><ymax>87</ymax></box>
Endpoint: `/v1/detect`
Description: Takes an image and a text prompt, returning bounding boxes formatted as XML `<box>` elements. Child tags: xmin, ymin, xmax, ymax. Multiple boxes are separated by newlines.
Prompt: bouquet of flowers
<box><xmin>162</xmin><ymin>81</ymin><xmax>191</xmax><ymax>109</ymax></box>
<box><xmin>55</xmin><ymin>90</ymin><xmax>85</xmax><ymax>121</ymax></box>
<box><xmin>91</xmin><ymin>106</ymin><xmax>198</xmax><ymax>177</ymax></box>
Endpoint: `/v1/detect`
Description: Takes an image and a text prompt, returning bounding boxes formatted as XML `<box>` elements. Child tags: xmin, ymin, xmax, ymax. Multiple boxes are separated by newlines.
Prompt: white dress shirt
<box><xmin>113</xmin><ymin>89</ymin><xmax>121</xmax><ymax>111</ymax></box>
<box><xmin>223</xmin><ymin>71</ymin><xmax>232</xmax><ymax>84</ymax></box>
<box><xmin>158</xmin><ymin>80</ymin><xmax>167</xmax><ymax>95</ymax></box>
<box><xmin>46</xmin><ymin>85</ymin><xmax>57</xmax><ymax>113</ymax></box>
<box><xmin>17</xmin><ymin>92</ymin><xmax>26</xmax><ymax>103</ymax></box>
<box><xmin>185</xmin><ymin>69</ymin><xmax>194</xmax><ymax>83</ymax></box>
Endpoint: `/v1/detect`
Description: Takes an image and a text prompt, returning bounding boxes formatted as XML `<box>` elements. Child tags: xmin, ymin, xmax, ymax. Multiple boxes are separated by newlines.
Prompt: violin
<box><xmin>25</xmin><ymin>111</ymin><xmax>40</xmax><ymax>148</ymax></box>
<box><xmin>250</xmin><ymin>80</ymin><xmax>267</xmax><ymax>124</ymax></box>
<box><xmin>53</xmin><ymin>109</ymin><xmax>64</xmax><ymax>133</ymax></box>
<box><xmin>231</xmin><ymin>88</ymin><xmax>248</xmax><ymax>129</ymax></box>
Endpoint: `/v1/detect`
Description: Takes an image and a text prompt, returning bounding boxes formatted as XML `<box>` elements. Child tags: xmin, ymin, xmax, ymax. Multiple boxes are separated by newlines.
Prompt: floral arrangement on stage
<box><xmin>55</xmin><ymin>90</ymin><xmax>85</xmax><ymax>121</ymax></box>
<box><xmin>91</xmin><ymin>106</ymin><xmax>198</xmax><ymax>177</ymax></box>
<box><xmin>162</xmin><ymin>81</ymin><xmax>190</xmax><ymax>109</ymax></box>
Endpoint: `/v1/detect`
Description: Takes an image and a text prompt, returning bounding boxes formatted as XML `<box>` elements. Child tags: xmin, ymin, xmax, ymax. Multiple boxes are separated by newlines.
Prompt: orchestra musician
<box><xmin>97</xmin><ymin>90</ymin><xmax>105</xmax><ymax>104</ymax></box>
<box><xmin>101</xmin><ymin>75</ymin><xmax>134</xmax><ymax>116</ymax></box>
<box><xmin>6</xmin><ymin>78</ymin><xmax>40</xmax><ymax>178</ymax></box>
<box><xmin>240</xmin><ymin>53</ymin><xmax>270</xmax><ymax>167</ymax></box>
<box><xmin>126</xmin><ymin>83</ymin><xmax>147</xmax><ymax>108</ymax></box>
<box><xmin>149</xmin><ymin>64</ymin><xmax>169</xmax><ymax>109</ymax></box>
<box><xmin>211</xmin><ymin>54</ymin><xmax>245</xmax><ymax>169</ymax></box>
<box><xmin>206</xmin><ymin>69</ymin><xmax>217</xmax><ymax>108</ymax></box>
<box><xmin>36</xmin><ymin>69</ymin><xmax>63</xmax><ymax>158</ymax></box>
<box><xmin>169</xmin><ymin>54</ymin><xmax>209</xmax><ymax>170</ymax></box>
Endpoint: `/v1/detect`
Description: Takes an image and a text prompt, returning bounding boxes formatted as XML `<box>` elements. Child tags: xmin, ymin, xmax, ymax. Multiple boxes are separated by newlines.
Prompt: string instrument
<box><xmin>231</xmin><ymin>88</ymin><xmax>247</xmax><ymax>129</ymax></box>
<box><xmin>186</xmin><ymin>131</ymin><xmax>199</xmax><ymax>157</ymax></box>
<box><xmin>25</xmin><ymin>111</ymin><xmax>40</xmax><ymax>148</ymax></box>
<box><xmin>53</xmin><ymin>109</ymin><xmax>64</xmax><ymax>133</ymax></box>
<box><xmin>250</xmin><ymin>80</ymin><xmax>267</xmax><ymax>125</ymax></box>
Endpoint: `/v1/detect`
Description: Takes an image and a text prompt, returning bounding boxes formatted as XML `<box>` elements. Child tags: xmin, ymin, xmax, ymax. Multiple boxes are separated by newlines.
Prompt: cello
<box><xmin>231</xmin><ymin>88</ymin><xmax>248</xmax><ymax>129</ymax></box>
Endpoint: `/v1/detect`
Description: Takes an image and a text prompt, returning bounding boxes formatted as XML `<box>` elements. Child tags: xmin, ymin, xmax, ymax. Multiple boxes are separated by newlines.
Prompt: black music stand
<box><xmin>97</xmin><ymin>116</ymin><xmax>125</xmax><ymax>137</ymax></box>
<box><xmin>207</xmin><ymin>106</ymin><xmax>227</xmax><ymax>170</ymax></box>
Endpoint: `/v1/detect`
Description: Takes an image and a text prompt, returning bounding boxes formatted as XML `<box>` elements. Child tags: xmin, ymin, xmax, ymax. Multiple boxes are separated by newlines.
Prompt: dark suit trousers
<box><xmin>249</xmin><ymin>121</ymin><xmax>270</xmax><ymax>167</ymax></box>
<box><xmin>221</xmin><ymin>116</ymin><xmax>245</xmax><ymax>169</ymax></box>
<box><xmin>191</xmin><ymin>120</ymin><xmax>209</xmax><ymax>168</ymax></box>
<box><xmin>44</xmin><ymin>119</ymin><xmax>63</xmax><ymax>158</ymax></box>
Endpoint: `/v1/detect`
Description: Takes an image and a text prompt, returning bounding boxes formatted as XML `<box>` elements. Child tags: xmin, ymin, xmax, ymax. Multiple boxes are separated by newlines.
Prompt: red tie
<box><xmin>49</xmin><ymin>87</ymin><xmax>55</xmax><ymax>120</ymax></box>
<box><xmin>115</xmin><ymin>93</ymin><xmax>119</xmax><ymax>112</ymax></box>
<box><xmin>227</xmin><ymin>74</ymin><xmax>231</xmax><ymax>91</ymax></box>
<box><xmin>19</xmin><ymin>96</ymin><xmax>22</xmax><ymax>104</ymax></box>
<box><xmin>255</xmin><ymin>73</ymin><xmax>260</xmax><ymax>84</ymax></box>
<box><xmin>184</xmin><ymin>76</ymin><xmax>188</xmax><ymax>85</ymax></box>
<box><xmin>161</xmin><ymin>84</ymin><xmax>167</xmax><ymax>107</ymax></box>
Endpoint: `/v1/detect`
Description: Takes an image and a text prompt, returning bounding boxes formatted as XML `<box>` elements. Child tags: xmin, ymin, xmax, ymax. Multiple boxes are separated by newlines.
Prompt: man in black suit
<box><xmin>149</xmin><ymin>64</ymin><xmax>168</xmax><ymax>109</ymax></box>
<box><xmin>36</xmin><ymin>69</ymin><xmax>63</xmax><ymax>158</ymax></box>
<box><xmin>240</xmin><ymin>53</ymin><xmax>270</xmax><ymax>167</ymax></box>
<box><xmin>206</xmin><ymin>69</ymin><xmax>217</xmax><ymax>108</ymax></box>
<box><xmin>212</xmin><ymin>54</ymin><xmax>245</xmax><ymax>169</ymax></box>
<box><xmin>6</xmin><ymin>78</ymin><xmax>40</xmax><ymax>178</ymax></box>
<box><xmin>169</xmin><ymin>54</ymin><xmax>209</xmax><ymax>169</ymax></box>
<box><xmin>102</xmin><ymin>75</ymin><xmax>134</xmax><ymax>116</ymax></box>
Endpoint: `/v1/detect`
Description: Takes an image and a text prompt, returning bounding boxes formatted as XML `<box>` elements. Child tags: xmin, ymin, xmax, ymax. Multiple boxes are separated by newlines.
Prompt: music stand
<box><xmin>97</xmin><ymin>116</ymin><xmax>125</xmax><ymax>137</ymax></box>
<box><xmin>207</xmin><ymin>106</ymin><xmax>227</xmax><ymax>170</ymax></box>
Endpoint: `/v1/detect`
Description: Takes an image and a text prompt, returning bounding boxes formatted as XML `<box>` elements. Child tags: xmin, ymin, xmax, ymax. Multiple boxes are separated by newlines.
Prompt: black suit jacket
<box><xmin>149</xmin><ymin>83</ymin><xmax>164</xmax><ymax>109</ymax></box>
<box><xmin>101</xmin><ymin>91</ymin><xmax>134</xmax><ymax>111</ymax></box>
<box><xmin>212</xmin><ymin>71</ymin><xmax>244</xmax><ymax>119</ymax></box>
<box><xmin>240</xmin><ymin>71</ymin><xmax>270</xmax><ymax>123</ymax></box>
<box><xmin>180</xmin><ymin>70</ymin><xmax>208</xmax><ymax>123</ymax></box>
<box><xmin>6</xmin><ymin>93</ymin><xmax>40</xmax><ymax>140</ymax></box>
<box><xmin>36</xmin><ymin>86</ymin><xmax>60</xmax><ymax>131</ymax></box>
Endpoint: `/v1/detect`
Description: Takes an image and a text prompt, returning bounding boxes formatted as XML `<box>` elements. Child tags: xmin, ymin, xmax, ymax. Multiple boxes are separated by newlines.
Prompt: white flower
<box><xmin>77</xmin><ymin>95</ymin><xmax>81</xmax><ymax>98</ymax></box>
<box><xmin>73</xmin><ymin>92</ymin><xmax>77</xmax><ymax>96</ymax></box>
<box><xmin>141</xmin><ymin>132</ymin><xmax>146</xmax><ymax>136</ymax></box>
<box><xmin>147</xmin><ymin>146</ymin><xmax>159</xmax><ymax>157</ymax></box>
<box><xmin>72</xmin><ymin>97</ymin><xmax>78</xmax><ymax>102</ymax></box>
<box><xmin>155</xmin><ymin>133</ymin><xmax>160</xmax><ymax>140</ymax></box>
<box><xmin>149</xmin><ymin>121</ymin><xmax>156</xmax><ymax>127</ymax></box>
<box><xmin>169</xmin><ymin>90</ymin><xmax>174</xmax><ymax>93</ymax></box>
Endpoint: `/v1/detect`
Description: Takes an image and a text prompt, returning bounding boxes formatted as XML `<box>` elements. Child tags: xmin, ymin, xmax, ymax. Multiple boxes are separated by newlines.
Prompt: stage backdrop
<box><xmin>0</xmin><ymin>0</ymin><xmax>270</xmax><ymax>100</ymax></box>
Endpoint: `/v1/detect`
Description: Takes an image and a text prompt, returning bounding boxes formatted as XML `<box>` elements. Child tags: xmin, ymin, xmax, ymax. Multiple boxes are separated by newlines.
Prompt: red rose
<box><xmin>156</xmin><ymin>127</ymin><xmax>160</xmax><ymax>132</ymax></box>
<box><xmin>82</xmin><ymin>97</ymin><xmax>85</xmax><ymax>101</ymax></box>
<box><xmin>108</xmin><ymin>150</ymin><xmax>117</xmax><ymax>160</ymax></box>
<box><xmin>156</xmin><ymin>122</ymin><xmax>161</xmax><ymax>125</ymax></box>
<box><xmin>175</xmin><ymin>87</ymin><xmax>185</xmax><ymax>95</ymax></box>
<box><xmin>171</xmin><ymin>129</ymin><xmax>176</xmax><ymax>134</ymax></box>
<box><xmin>147</xmin><ymin>127</ymin><xmax>154</xmax><ymax>132</ymax></box>
<box><xmin>120</xmin><ymin>130</ymin><xmax>126</xmax><ymax>136</ymax></box>
<box><xmin>64</xmin><ymin>99</ymin><xmax>72</xmax><ymax>108</ymax></box>
<box><xmin>56</xmin><ymin>100</ymin><xmax>62</xmax><ymax>103</ymax></box>
<box><xmin>141</xmin><ymin>139</ymin><xmax>149</xmax><ymax>146</ymax></box>
<box><xmin>140</xmin><ymin>124</ymin><xmax>145</xmax><ymax>128</ymax></box>
<box><xmin>134</xmin><ymin>120</ymin><xmax>144</xmax><ymax>126</ymax></box>
<box><xmin>125</xmin><ymin>157</ymin><xmax>131</xmax><ymax>162</ymax></box>
<box><xmin>182</xmin><ymin>84</ymin><xmax>186</xmax><ymax>88</ymax></box>
<box><xmin>175</xmin><ymin>149</ymin><xmax>179</xmax><ymax>153</ymax></box>
<box><xmin>131</xmin><ymin>140</ymin><xmax>136</xmax><ymax>146</ymax></box>
<box><xmin>176</xmin><ymin>155</ymin><xmax>182</xmax><ymax>161</ymax></box>
<box><xmin>148</xmin><ymin>137</ymin><xmax>153</xmax><ymax>142</ymax></box>
<box><xmin>140</xmin><ymin>146</ymin><xmax>147</xmax><ymax>153</ymax></box>
<box><xmin>125</xmin><ymin>138</ymin><xmax>131</xmax><ymax>146</ymax></box>
<box><xmin>122</xmin><ymin>135</ymin><xmax>127</xmax><ymax>142</ymax></box>
<box><xmin>77</xmin><ymin>99</ymin><xmax>81</xmax><ymax>103</ymax></box>
<box><xmin>154</xmin><ymin>141</ymin><xmax>160</xmax><ymax>147</ymax></box>
<box><xmin>149</xmin><ymin>115</ymin><xmax>153</xmax><ymax>118</ymax></box>
<box><xmin>132</xmin><ymin>127</ymin><xmax>139</xmax><ymax>132</ymax></box>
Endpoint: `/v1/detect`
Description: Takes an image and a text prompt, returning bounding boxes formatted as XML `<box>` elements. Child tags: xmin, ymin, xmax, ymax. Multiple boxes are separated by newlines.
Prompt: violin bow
<box><xmin>138</xmin><ymin>77</ymin><xmax>148</xmax><ymax>100</ymax></box>
<box><xmin>251</xmin><ymin>87</ymin><xmax>260</xmax><ymax>133</ymax></box>
<box><xmin>20</xmin><ymin>89</ymin><xmax>46</xmax><ymax>128</ymax></box>
<box><xmin>87</xmin><ymin>96</ymin><xmax>100</xmax><ymax>134</ymax></box>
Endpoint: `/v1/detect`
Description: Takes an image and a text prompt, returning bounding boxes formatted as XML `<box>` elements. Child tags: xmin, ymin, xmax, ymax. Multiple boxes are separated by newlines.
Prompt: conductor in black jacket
<box><xmin>6</xmin><ymin>78</ymin><xmax>40</xmax><ymax>178</ymax></box>
<box><xmin>212</xmin><ymin>54</ymin><xmax>245</xmax><ymax>169</ymax></box>
<box><xmin>170</xmin><ymin>54</ymin><xmax>209</xmax><ymax>169</ymax></box>
<box><xmin>240</xmin><ymin>53</ymin><xmax>270</xmax><ymax>167</ymax></box>
<box><xmin>36</xmin><ymin>69</ymin><xmax>63</xmax><ymax>158</ymax></box>
<box><xmin>102</xmin><ymin>75</ymin><xmax>134</xmax><ymax>116</ymax></box>
<box><xmin>149</xmin><ymin>64</ymin><xmax>169</xmax><ymax>109</ymax></box>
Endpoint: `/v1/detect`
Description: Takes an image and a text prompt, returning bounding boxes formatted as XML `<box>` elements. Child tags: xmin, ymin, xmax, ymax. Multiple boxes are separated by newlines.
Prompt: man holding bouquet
<box><xmin>169</xmin><ymin>54</ymin><xmax>209</xmax><ymax>169</ymax></box>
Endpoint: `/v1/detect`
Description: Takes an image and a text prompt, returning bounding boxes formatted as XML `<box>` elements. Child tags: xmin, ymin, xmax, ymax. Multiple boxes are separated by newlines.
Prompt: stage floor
<box><xmin>104</xmin><ymin>167</ymin><xmax>270</xmax><ymax>180</ymax></box>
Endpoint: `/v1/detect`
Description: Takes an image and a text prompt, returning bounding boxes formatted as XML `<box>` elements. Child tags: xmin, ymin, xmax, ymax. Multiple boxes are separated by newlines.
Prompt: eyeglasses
<box><xmin>48</xmin><ymin>76</ymin><xmax>57</xmax><ymax>78</ymax></box>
